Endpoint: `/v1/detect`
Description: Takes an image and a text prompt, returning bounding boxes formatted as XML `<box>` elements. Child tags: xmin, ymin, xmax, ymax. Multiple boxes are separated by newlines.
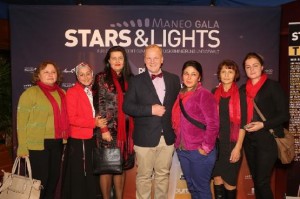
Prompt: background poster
<box><xmin>10</xmin><ymin>5</ymin><xmax>281</xmax><ymax>104</ymax></box>
<box><xmin>9</xmin><ymin>5</ymin><xmax>281</xmax><ymax>199</ymax></box>
<box><xmin>287</xmin><ymin>22</ymin><xmax>300</xmax><ymax>197</ymax></box>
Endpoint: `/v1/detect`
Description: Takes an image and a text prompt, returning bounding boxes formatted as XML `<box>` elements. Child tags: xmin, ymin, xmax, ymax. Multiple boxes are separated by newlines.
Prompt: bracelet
<box><xmin>100</xmin><ymin>126</ymin><xmax>109</xmax><ymax>133</ymax></box>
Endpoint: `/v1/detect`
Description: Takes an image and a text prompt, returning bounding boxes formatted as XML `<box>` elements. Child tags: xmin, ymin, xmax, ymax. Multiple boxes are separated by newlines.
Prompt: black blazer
<box><xmin>123</xmin><ymin>70</ymin><xmax>181</xmax><ymax>147</ymax></box>
<box><xmin>240</xmin><ymin>79</ymin><xmax>289</xmax><ymax>137</ymax></box>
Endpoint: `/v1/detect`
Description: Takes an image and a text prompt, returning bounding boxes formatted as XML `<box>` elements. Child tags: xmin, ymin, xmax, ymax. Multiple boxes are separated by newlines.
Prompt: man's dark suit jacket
<box><xmin>123</xmin><ymin>70</ymin><xmax>181</xmax><ymax>147</ymax></box>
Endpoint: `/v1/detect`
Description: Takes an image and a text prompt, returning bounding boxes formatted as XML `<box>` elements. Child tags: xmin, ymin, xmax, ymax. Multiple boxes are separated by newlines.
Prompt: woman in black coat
<box><xmin>241</xmin><ymin>52</ymin><xmax>289</xmax><ymax>199</ymax></box>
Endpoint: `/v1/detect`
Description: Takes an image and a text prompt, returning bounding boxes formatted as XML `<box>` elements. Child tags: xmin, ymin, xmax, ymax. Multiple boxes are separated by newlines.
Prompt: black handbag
<box><xmin>92</xmin><ymin>141</ymin><xmax>123</xmax><ymax>174</ymax></box>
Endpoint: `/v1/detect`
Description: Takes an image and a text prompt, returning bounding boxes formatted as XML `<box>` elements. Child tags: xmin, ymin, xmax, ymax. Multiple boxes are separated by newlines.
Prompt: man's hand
<box><xmin>152</xmin><ymin>104</ymin><xmax>166</xmax><ymax>116</ymax></box>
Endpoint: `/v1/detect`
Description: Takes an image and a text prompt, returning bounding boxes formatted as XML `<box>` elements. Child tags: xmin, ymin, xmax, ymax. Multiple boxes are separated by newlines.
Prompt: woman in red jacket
<box><xmin>62</xmin><ymin>62</ymin><xmax>106</xmax><ymax>199</ymax></box>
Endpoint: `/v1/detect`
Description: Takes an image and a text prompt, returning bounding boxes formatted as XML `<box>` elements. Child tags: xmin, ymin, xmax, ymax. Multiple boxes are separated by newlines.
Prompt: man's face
<box><xmin>144</xmin><ymin>47</ymin><xmax>163</xmax><ymax>75</ymax></box>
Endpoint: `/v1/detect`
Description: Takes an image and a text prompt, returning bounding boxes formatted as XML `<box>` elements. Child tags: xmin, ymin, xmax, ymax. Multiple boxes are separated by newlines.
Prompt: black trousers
<box><xmin>29</xmin><ymin>139</ymin><xmax>63</xmax><ymax>199</ymax></box>
<box><xmin>243</xmin><ymin>131</ymin><xmax>277</xmax><ymax>199</ymax></box>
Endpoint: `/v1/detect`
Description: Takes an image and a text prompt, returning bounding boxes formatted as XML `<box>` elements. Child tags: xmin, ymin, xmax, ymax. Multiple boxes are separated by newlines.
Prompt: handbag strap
<box><xmin>95</xmin><ymin>136</ymin><xmax>116</xmax><ymax>148</ymax></box>
<box><xmin>12</xmin><ymin>157</ymin><xmax>33</xmax><ymax>180</ymax></box>
<box><xmin>253</xmin><ymin>100</ymin><xmax>276</xmax><ymax>136</ymax></box>
<box><xmin>179</xmin><ymin>99</ymin><xmax>206</xmax><ymax>130</ymax></box>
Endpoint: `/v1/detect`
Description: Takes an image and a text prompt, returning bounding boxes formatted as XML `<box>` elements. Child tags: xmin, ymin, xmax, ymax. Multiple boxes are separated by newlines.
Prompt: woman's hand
<box><xmin>95</xmin><ymin>116</ymin><xmax>107</xmax><ymax>128</ymax></box>
<box><xmin>244</xmin><ymin>121</ymin><xmax>264</xmax><ymax>132</ymax></box>
<box><xmin>102</xmin><ymin>131</ymin><xmax>113</xmax><ymax>142</ymax></box>
<box><xmin>230</xmin><ymin>147</ymin><xmax>241</xmax><ymax>163</ymax></box>
<box><xmin>198</xmin><ymin>148</ymin><xmax>208</xmax><ymax>156</ymax></box>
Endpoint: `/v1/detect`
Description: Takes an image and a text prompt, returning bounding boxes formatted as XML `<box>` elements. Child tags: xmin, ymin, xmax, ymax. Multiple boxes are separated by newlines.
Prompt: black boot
<box><xmin>214</xmin><ymin>184</ymin><xmax>226</xmax><ymax>199</ymax></box>
<box><xmin>225</xmin><ymin>189</ymin><xmax>237</xmax><ymax>199</ymax></box>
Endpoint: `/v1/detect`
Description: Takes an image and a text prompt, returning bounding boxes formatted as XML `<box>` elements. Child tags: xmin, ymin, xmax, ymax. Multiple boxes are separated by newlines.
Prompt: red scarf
<box><xmin>111</xmin><ymin>70</ymin><xmax>134</xmax><ymax>158</ymax></box>
<box><xmin>172</xmin><ymin>83</ymin><xmax>200</xmax><ymax>135</ymax></box>
<box><xmin>246</xmin><ymin>73</ymin><xmax>267</xmax><ymax>123</ymax></box>
<box><xmin>37</xmin><ymin>81</ymin><xmax>69</xmax><ymax>139</ymax></box>
<box><xmin>214</xmin><ymin>82</ymin><xmax>240</xmax><ymax>142</ymax></box>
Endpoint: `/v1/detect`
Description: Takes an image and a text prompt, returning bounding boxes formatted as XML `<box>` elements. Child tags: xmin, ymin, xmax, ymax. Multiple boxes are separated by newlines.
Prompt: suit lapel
<box><xmin>163</xmin><ymin>71</ymin><xmax>170</xmax><ymax>105</ymax></box>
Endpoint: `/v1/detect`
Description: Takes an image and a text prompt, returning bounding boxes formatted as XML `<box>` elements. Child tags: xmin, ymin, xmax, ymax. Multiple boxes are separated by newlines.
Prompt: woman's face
<box><xmin>38</xmin><ymin>64</ymin><xmax>57</xmax><ymax>86</ymax></box>
<box><xmin>77</xmin><ymin>66</ymin><xmax>93</xmax><ymax>86</ymax></box>
<box><xmin>220</xmin><ymin>66</ymin><xmax>235</xmax><ymax>86</ymax></box>
<box><xmin>109</xmin><ymin>51</ymin><xmax>125</xmax><ymax>74</ymax></box>
<box><xmin>182</xmin><ymin>66</ymin><xmax>200</xmax><ymax>91</ymax></box>
<box><xmin>244</xmin><ymin>57</ymin><xmax>264</xmax><ymax>82</ymax></box>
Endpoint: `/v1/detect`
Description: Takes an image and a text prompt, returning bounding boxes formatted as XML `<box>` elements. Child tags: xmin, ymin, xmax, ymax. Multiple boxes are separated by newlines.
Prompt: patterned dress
<box><xmin>93</xmin><ymin>72</ymin><xmax>132</xmax><ymax>169</ymax></box>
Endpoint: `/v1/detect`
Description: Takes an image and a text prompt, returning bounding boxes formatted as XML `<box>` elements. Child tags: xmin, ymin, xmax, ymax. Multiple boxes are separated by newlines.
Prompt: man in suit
<box><xmin>123</xmin><ymin>44</ymin><xmax>181</xmax><ymax>199</ymax></box>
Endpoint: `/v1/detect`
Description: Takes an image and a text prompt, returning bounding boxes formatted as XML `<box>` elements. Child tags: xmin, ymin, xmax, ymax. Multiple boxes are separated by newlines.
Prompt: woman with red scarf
<box><xmin>241</xmin><ymin>52</ymin><xmax>289</xmax><ymax>199</ymax></box>
<box><xmin>172</xmin><ymin>60</ymin><xmax>219</xmax><ymax>199</ymax></box>
<box><xmin>212</xmin><ymin>60</ymin><xmax>247</xmax><ymax>199</ymax></box>
<box><xmin>17</xmin><ymin>61</ymin><xmax>69</xmax><ymax>199</ymax></box>
<box><xmin>93</xmin><ymin>46</ymin><xmax>134</xmax><ymax>199</ymax></box>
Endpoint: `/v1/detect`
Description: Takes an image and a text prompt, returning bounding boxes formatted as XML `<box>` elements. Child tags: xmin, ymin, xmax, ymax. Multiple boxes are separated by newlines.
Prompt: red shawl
<box><xmin>172</xmin><ymin>83</ymin><xmax>200</xmax><ymax>135</ymax></box>
<box><xmin>37</xmin><ymin>81</ymin><xmax>69</xmax><ymax>139</ymax></box>
<box><xmin>246</xmin><ymin>73</ymin><xmax>267</xmax><ymax>123</ymax></box>
<box><xmin>214</xmin><ymin>82</ymin><xmax>240</xmax><ymax>142</ymax></box>
<box><xmin>111</xmin><ymin>70</ymin><xmax>134</xmax><ymax>158</ymax></box>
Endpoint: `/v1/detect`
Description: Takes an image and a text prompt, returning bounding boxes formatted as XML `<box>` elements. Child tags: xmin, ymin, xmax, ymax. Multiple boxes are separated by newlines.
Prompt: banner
<box><xmin>10</xmin><ymin>5</ymin><xmax>281</xmax><ymax>105</ymax></box>
<box><xmin>286</xmin><ymin>22</ymin><xmax>300</xmax><ymax>197</ymax></box>
<box><xmin>10</xmin><ymin>5</ymin><xmax>281</xmax><ymax>199</ymax></box>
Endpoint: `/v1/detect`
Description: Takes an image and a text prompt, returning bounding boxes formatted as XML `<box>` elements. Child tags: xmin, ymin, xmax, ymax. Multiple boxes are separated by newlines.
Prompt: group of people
<box><xmin>16</xmin><ymin>44</ymin><xmax>289</xmax><ymax>199</ymax></box>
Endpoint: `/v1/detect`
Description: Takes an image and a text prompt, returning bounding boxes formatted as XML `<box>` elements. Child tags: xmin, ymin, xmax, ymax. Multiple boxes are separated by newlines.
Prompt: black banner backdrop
<box><xmin>10</xmin><ymin>6</ymin><xmax>281</xmax><ymax>101</ymax></box>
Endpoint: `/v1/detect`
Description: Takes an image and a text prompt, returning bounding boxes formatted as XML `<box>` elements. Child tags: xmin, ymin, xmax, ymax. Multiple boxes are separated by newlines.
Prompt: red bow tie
<box><xmin>151</xmin><ymin>73</ymin><xmax>163</xmax><ymax>80</ymax></box>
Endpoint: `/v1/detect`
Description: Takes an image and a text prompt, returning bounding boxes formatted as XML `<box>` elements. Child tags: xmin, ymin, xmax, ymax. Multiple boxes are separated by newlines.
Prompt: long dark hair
<box><xmin>103</xmin><ymin>46</ymin><xmax>132</xmax><ymax>85</ymax></box>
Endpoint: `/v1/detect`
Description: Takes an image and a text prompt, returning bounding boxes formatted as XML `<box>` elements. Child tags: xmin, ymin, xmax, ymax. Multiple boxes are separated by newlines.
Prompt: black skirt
<box><xmin>212</xmin><ymin>142</ymin><xmax>242</xmax><ymax>186</ymax></box>
<box><xmin>61</xmin><ymin>138</ymin><xmax>100</xmax><ymax>199</ymax></box>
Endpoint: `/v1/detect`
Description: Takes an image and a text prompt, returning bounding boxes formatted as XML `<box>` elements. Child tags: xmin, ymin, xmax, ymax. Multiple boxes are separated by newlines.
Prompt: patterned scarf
<box><xmin>246</xmin><ymin>73</ymin><xmax>267</xmax><ymax>123</ymax></box>
<box><xmin>111</xmin><ymin>70</ymin><xmax>134</xmax><ymax>158</ymax></box>
<box><xmin>37</xmin><ymin>81</ymin><xmax>69</xmax><ymax>139</ymax></box>
<box><xmin>214</xmin><ymin>82</ymin><xmax>240</xmax><ymax>142</ymax></box>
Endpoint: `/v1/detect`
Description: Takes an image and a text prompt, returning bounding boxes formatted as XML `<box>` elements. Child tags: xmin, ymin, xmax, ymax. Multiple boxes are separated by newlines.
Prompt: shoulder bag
<box><xmin>179</xmin><ymin>99</ymin><xmax>206</xmax><ymax>130</ymax></box>
<box><xmin>253</xmin><ymin>101</ymin><xmax>295</xmax><ymax>164</ymax></box>
<box><xmin>179</xmin><ymin>99</ymin><xmax>220</xmax><ymax>157</ymax></box>
<box><xmin>0</xmin><ymin>156</ymin><xmax>42</xmax><ymax>199</ymax></box>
